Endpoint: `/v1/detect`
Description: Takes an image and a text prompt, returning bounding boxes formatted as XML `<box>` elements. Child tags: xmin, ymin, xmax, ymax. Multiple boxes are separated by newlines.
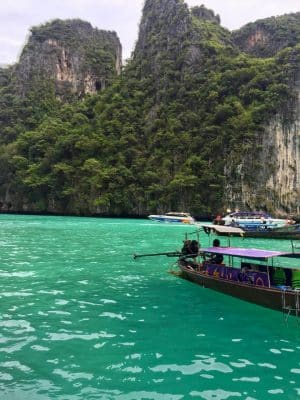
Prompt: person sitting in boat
<box><xmin>205</xmin><ymin>239</ymin><xmax>224</xmax><ymax>264</ymax></box>
<box><xmin>181</xmin><ymin>240</ymin><xmax>192</xmax><ymax>255</ymax></box>
<box><xmin>213</xmin><ymin>215</ymin><xmax>223</xmax><ymax>225</ymax></box>
<box><xmin>190</xmin><ymin>240</ymin><xmax>199</xmax><ymax>255</ymax></box>
<box><xmin>181</xmin><ymin>239</ymin><xmax>200</xmax><ymax>262</ymax></box>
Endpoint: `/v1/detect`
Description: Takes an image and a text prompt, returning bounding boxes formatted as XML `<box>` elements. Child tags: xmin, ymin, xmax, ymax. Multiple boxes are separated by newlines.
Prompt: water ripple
<box><xmin>150</xmin><ymin>358</ymin><xmax>233</xmax><ymax>375</ymax></box>
<box><xmin>53</xmin><ymin>369</ymin><xmax>93</xmax><ymax>382</ymax></box>
<box><xmin>0</xmin><ymin>335</ymin><xmax>36</xmax><ymax>353</ymax></box>
<box><xmin>0</xmin><ymin>271</ymin><xmax>35</xmax><ymax>278</ymax></box>
<box><xmin>99</xmin><ymin>312</ymin><xmax>126</xmax><ymax>320</ymax></box>
<box><xmin>47</xmin><ymin>331</ymin><xmax>116</xmax><ymax>341</ymax></box>
<box><xmin>190</xmin><ymin>389</ymin><xmax>242</xmax><ymax>399</ymax></box>
<box><xmin>0</xmin><ymin>319</ymin><xmax>35</xmax><ymax>333</ymax></box>
<box><xmin>1</xmin><ymin>215</ymin><xmax>300</xmax><ymax>399</ymax></box>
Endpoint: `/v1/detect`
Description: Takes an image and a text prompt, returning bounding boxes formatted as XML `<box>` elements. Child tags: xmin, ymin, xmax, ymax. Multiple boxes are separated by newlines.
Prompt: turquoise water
<box><xmin>0</xmin><ymin>214</ymin><xmax>300</xmax><ymax>400</ymax></box>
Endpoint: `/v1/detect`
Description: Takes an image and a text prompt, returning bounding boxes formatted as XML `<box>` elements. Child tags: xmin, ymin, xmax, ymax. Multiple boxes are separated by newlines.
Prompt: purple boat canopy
<box><xmin>201</xmin><ymin>246</ymin><xmax>297</xmax><ymax>260</ymax></box>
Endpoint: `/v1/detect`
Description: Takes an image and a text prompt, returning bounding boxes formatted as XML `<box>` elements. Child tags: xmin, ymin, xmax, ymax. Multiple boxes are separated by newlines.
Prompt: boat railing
<box><xmin>281</xmin><ymin>288</ymin><xmax>300</xmax><ymax>319</ymax></box>
<box><xmin>291</xmin><ymin>241</ymin><xmax>300</xmax><ymax>253</ymax></box>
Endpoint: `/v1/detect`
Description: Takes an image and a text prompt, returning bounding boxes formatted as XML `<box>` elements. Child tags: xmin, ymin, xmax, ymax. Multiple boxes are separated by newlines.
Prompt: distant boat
<box><xmin>148</xmin><ymin>212</ymin><xmax>195</xmax><ymax>224</ymax></box>
<box><xmin>202</xmin><ymin>224</ymin><xmax>300</xmax><ymax>240</ymax></box>
<box><xmin>220</xmin><ymin>211</ymin><xmax>293</xmax><ymax>229</ymax></box>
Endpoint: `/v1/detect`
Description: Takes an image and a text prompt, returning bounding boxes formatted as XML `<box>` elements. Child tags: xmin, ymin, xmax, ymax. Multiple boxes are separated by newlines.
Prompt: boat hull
<box><xmin>204</xmin><ymin>224</ymin><xmax>300</xmax><ymax>240</ymax></box>
<box><xmin>243</xmin><ymin>230</ymin><xmax>300</xmax><ymax>239</ymax></box>
<box><xmin>217</xmin><ymin>230</ymin><xmax>300</xmax><ymax>240</ymax></box>
<box><xmin>178</xmin><ymin>263</ymin><xmax>299</xmax><ymax>315</ymax></box>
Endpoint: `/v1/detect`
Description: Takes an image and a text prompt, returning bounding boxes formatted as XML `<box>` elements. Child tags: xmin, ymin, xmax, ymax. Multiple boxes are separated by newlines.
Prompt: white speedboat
<box><xmin>222</xmin><ymin>211</ymin><xmax>293</xmax><ymax>229</ymax></box>
<box><xmin>148</xmin><ymin>212</ymin><xmax>195</xmax><ymax>224</ymax></box>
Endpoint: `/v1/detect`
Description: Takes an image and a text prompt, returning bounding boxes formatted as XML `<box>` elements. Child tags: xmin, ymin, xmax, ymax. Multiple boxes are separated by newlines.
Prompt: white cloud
<box><xmin>0</xmin><ymin>38</ymin><xmax>23</xmax><ymax>47</ymax></box>
<box><xmin>187</xmin><ymin>0</ymin><xmax>300</xmax><ymax>29</ymax></box>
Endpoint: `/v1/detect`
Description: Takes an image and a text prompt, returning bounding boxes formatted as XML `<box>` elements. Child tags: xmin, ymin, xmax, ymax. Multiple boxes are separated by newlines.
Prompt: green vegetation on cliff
<box><xmin>16</xmin><ymin>19</ymin><xmax>121</xmax><ymax>100</ymax></box>
<box><xmin>0</xmin><ymin>1</ymin><xmax>299</xmax><ymax>216</ymax></box>
<box><xmin>232</xmin><ymin>12</ymin><xmax>300</xmax><ymax>57</ymax></box>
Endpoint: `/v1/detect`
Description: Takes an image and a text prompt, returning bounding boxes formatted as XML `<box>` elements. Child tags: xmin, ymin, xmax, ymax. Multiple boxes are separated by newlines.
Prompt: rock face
<box><xmin>224</xmin><ymin>14</ymin><xmax>300</xmax><ymax>214</ymax></box>
<box><xmin>224</xmin><ymin>67</ymin><xmax>300</xmax><ymax>215</ymax></box>
<box><xmin>264</xmin><ymin>112</ymin><xmax>300</xmax><ymax>214</ymax></box>
<box><xmin>133</xmin><ymin>0</ymin><xmax>191</xmax><ymax>78</ymax></box>
<box><xmin>191</xmin><ymin>5</ymin><xmax>220</xmax><ymax>25</ymax></box>
<box><xmin>258</xmin><ymin>71</ymin><xmax>300</xmax><ymax>214</ymax></box>
<box><xmin>16</xmin><ymin>19</ymin><xmax>122</xmax><ymax>99</ymax></box>
<box><xmin>232</xmin><ymin>13</ymin><xmax>300</xmax><ymax>57</ymax></box>
<box><xmin>132</xmin><ymin>0</ymin><xmax>232</xmax><ymax>108</ymax></box>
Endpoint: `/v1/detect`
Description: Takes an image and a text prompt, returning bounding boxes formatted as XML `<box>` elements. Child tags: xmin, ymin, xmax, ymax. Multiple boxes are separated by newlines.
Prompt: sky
<box><xmin>0</xmin><ymin>0</ymin><xmax>299</xmax><ymax>66</ymax></box>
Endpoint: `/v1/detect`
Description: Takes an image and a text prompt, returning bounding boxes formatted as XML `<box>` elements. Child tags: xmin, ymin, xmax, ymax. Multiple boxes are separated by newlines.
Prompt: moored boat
<box><xmin>148</xmin><ymin>212</ymin><xmax>195</xmax><ymax>224</ymax></box>
<box><xmin>220</xmin><ymin>211</ymin><xmax>293</xmax><ymax>229</ymax></box>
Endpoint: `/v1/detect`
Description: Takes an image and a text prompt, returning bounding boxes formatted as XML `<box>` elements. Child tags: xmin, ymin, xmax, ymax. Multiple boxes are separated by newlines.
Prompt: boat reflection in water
<box><xmin>148</xmin><ymin>212</ymin><xmax>195</xmax><ymax>224</ymax></box>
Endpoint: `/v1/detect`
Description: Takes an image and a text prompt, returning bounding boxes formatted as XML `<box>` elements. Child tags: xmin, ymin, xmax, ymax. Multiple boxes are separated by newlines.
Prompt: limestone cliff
<box><xmin>232</xmin><ymin>13</ymin><xmax>300</xmax><ymax>57</ymax></box>
<box><xmin>133</xmin><ymin>0</ymin><xmax>191</xmax><ymax>88</ymax></box>
<box><xmin>224</xmin><ymin>59</ymin><xmax>300</xmax><ymax>215</ymax></box>
<box><xmin>224</xmin><ymin>15</ymin><xmax>300</xmax><ymax>215</ymax></box>
<box><xmin>191</xmin><ymin>5</ymin><xmax>220</xmax><ymax>25</ymax></box>
<box><xmin>264</xmin><ymin>89</ymin><xmax>300</xmax><ymax>215</ymax></box>
<box><xmin>16</xmin><ymin>19</ymin><xmax>122</xmax><ymax>99</ymax></box>
<box><xmin>134</xmin><ymin>1</ymin><xmax>229</xmax><ymax>80</ymax></box>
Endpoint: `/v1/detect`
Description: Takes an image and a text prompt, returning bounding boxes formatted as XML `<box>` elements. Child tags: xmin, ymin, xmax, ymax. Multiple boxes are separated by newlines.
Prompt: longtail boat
<box><xmin>134</xmin><ymin>237</ymin><xmax>300</xmax><ymax>316</ymax></box>
<box><xmin>178</xmin><ymin>245</ymin><xmax>300</xmax><ymax>316</ymax></box>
